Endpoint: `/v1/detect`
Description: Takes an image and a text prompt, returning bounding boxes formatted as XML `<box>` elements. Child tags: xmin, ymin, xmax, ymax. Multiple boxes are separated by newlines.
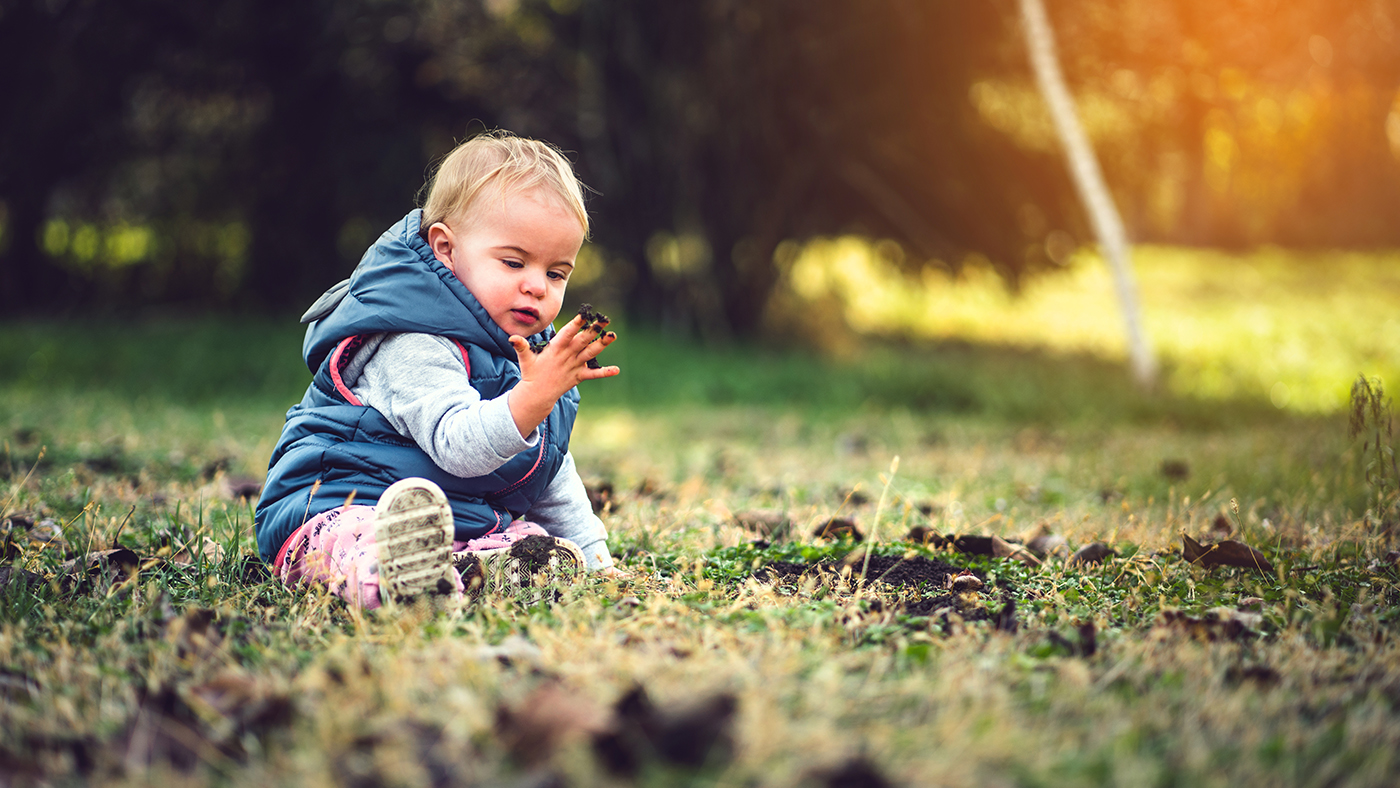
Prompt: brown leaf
<box><xmin>591</xmin><ymin>684</ymin><xmax>737</xmax><ymax>776</ymax></box>
<box><xmin>0</xmin><ymin>566</ymin><xmax>43</xmax><ymax>593</ymax></box>
<box><xmin>57</xmin><ymin>548</ymin><xmax>142</xmax><ymax>594</ymax></box>
<box><xmin>1155</xmin><ymin>608</ymin><xmax>1262</xmax><ymax>642</ymax></box>
<box><xmin>992</xmin><ymin>535</ymin><xmax>1042</xmax><ymax>566</ymax></box>
<box><xmin>904</xmin><ymin>525</ymin><xmax>947</xmax><ymax>548</ymax></box>
<box><xmin>1182</xmin><ymin>534</ymin><xmax>1273</xmax><ymax>573</ymax></box>
<box><xmin>951</xmin><ymin>535</ymin><xmax>994</xmax><ymax>555</ymax></box>
<box><xmin>946</xmin><ymin>571</ymin><xmax>984</xmax><ymax>593</ymax></box>
<box><xmin>813</xmin><ymin>518</ymin><xmax>863</xmax><ymax>542</ymax></box>
<box><xmin>222</xmin><ymin>476</ymin><xmax>263</xmax><ymax>501</ymax></box>
<box><xmin>1209</xmin><ymin>513</ymin><xmax>1232</xmax><ymax>537</ymax></box>
<box><xmin>1068</xmin><ymin>542</ymin><xmax>1115</xmax><ymax>567</ymax></box>
<box><xmin>1160</xmin><ymin>459</ymin><xmax>1190</xmax><ymax>481</ymax></box>
<box><xmin>733</xmin><ymin>509</ymin><xmax>790</xmax><ymax>537</ymax></box>
<box><xmin>171</xmin><ymin>538</ymin><xmax>226</xmax><ymax>566</ymax></box>
<box><xmin>1025</xmin><ymin>532</ymin><xmax>1068</xmax><ymax>558</ymax></box>
<box><xmin>586</xmin><ymin>481</ymin><xmax>617</xmax><ymax>514</ymax></box>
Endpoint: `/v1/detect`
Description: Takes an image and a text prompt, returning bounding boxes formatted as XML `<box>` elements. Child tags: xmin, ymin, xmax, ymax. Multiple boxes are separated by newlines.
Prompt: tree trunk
<box><xmin>0</xmin><ymin>192</ymin><xmax>72</xmax><ymax>313</ymax></box>
<box><xmin>1018</xmin><ymin>0</ymin><xmax>1157</xmax><ymax>388</ymax></box>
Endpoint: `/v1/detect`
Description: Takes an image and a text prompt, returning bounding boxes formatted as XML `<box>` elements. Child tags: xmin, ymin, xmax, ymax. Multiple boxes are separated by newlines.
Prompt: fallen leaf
<box><xmin>811</xmin><ymin>757</ymin><xmax>896</xmax><ymax>788</ymax></box>
<box><xmin>1025</xmin><ymin>532</ymin><xmax>1068</xmax><ymax>558</ymax></box>
<box><xmin>813</xmin><ymin>518</ymin><xmax>863</xmax><ymax>542</ymax></box>
<box><xmin>1209</xmin><ymin>513</ymin><xmax>1232</xmax><ymax>537</ymax></box>
<box><xmin>951</xmin><ymin>535</ymin><xmax>994</xmax><ymax>555</ymax></box>
<box><xmin>733</xmin><ymin>509</ymin><xmax>790</xmax><ymax>537</ymax></box>
<box><xmin>904</xmin><ymin>525</ymin><xmax>947</xmax><ymax>548</ymax></box>
<box><xmin>992</xmin><ymin>535</ymin><xmax>1042</xmax><ymax>566</ymax></box>
<box><xmin>994</xmin><ymin>599</ymin><xmax>1018</xmax><ymax>633</ymax></box>
<box><xmin>1160</xmin><ymin>459</ymin><xmax>1190</xmax><ymax>481</ymax></box>
<box><xmin>1182</xmin><ymin>534</ymin><xmax>1273</xmax><ymax>573</ymax></box>
<box><xmin>1068</xmin><ymin>542</ymin><xmax>1115</xmax><ymax>567</ymax></box>
<box><xmin>946</xmin><ymin>571</ymin><xmax>983</xmax><ymax>593</ymax></box>
<box><xmin>0</xmin><ymin>566</ymin><xmax>43</xmax><ymax>593</ymax></box>
<box><xmin>1155</xmin><ymin>607</ymin><xmax>1262</xmax><ymax>641</ymax></box>
<box><xmin>1077</xmin><ymin>620</ymin><xmax>1097</xmax><ymax>657</ymax></box>
<box><xmin>166</xmin><ymin>608</ymin><xmax>222</xmax><ymax>660</ymax></box>
<box><xmin>586</xmin><ymin>481</ymin><xmax>616</xmax><ymax>514</ymax></box>
<box><xmin>222</xmin><ymin>476</ymin><xmax>263</xmax><ymax>501</ymax></box>
<box><xmin>171</xmin><ymin>538</ymin><xmax>226</xmax><ymax>566</ymax></box>
<box><xmin>57</xmin><ymin>548</ymin><xmax>142</xmax><ymax>594</ymax></box>
<box><xmin>592</xmin><ymin>685</ymin><xmax>738</xmax><ymax>777</ymax></box>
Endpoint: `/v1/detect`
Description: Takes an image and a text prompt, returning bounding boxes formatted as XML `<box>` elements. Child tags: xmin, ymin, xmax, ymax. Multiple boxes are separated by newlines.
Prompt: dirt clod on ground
<box><xmin>752</xmin><ymin>553</ymin><xmax>1015</xmax><ymax>624</ymax></box>
<box><xmin>813</xmin><ymin>518</ymin><xmax>863</xmax><ymax>541</ymax></box>
<box><xmin>812</xmin><ymin>756</ymin><xmax>897</xmax><ymax>788</ymax></box>
<box><xmin>591</xmin><ymin>684</ymin><xmax>737</xmax><ymax>776</ymax></box>
<box><xmin>1069</xmin><ymin>542</ymin><xmax>1115</xmax><ymax>567</ymax></box>
<box><xmin>754</xmin><ymin>553</ymin><xmax>962</xmax><ymax>592</ymax></box>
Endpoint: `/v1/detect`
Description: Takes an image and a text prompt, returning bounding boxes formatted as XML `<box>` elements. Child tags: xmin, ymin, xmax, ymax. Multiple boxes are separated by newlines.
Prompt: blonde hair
<box><xmin>419</xmin><ymin>131</ymin><xmax>589</xmax><ymax>237</ymax></box>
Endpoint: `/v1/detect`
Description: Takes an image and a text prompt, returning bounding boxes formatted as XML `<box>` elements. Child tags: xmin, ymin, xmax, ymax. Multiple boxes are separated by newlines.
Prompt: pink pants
<box><xmin>273</xmin><ymin>505</ymin><xmax>545</xmax><ymax>610</ymax></box>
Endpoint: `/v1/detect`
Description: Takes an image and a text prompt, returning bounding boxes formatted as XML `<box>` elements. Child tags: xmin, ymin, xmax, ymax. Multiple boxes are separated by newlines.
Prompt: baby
<box><xmin>254</xmin><ymin>131</ymin><xmax>619</xmax><ymax>608</ymax></box>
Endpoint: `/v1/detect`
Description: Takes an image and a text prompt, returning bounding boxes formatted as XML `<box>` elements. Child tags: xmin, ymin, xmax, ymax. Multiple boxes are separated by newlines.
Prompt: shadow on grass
<box><xmin>2</xmin><ymin>317</ymin><xmax>1302</xmax><ymax>431</ymax></box>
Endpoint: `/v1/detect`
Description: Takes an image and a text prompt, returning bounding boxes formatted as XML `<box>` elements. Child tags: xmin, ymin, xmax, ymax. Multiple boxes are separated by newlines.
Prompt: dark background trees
<box><xmin>2</xmin><ymin>0</ymin><xmax>1396</xmax><ymax>334</ymax></box>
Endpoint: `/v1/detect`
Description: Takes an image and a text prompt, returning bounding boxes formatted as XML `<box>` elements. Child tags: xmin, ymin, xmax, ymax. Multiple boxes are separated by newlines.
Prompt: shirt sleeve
<box><xmin>524</xmin><ymin>452</ymin><xmax>614</xmax><ymax>570</ymax></box>
<box><xmin>348</xmin><ymin>332</ymin><xmax>536</xmax><ymax>479</ymax></box>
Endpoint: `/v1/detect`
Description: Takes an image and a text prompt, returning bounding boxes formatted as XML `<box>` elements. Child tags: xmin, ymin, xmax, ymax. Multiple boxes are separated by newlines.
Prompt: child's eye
<box><xmin>548</xmin><ymin>270</ymin><xmax>568</xmax><ymax>281</ymax></box>
<box><xmin>503</xmin><ymin>259</ymin><xmax>524</xmax><ymax>269</ymax></box>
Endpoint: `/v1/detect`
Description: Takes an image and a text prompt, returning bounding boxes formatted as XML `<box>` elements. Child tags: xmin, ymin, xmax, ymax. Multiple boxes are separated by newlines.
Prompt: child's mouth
<box><xmin>511</xmin><ymin>308</ymin><xmax>540</xmax><ymax>324</ymax></box>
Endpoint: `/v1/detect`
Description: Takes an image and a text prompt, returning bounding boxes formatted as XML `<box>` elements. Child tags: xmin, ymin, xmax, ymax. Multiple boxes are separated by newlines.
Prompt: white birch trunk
<box><xmin>1018</xmin><ymin>0</ymin><xmax>1157</xmax><ymax>388</ymax></box>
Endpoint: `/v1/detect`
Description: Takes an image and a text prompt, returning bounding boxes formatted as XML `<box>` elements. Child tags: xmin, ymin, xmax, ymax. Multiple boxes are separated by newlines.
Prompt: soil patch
<box><xmin>753</xmin><ymin>553</ymin><xmax>964</xmax><ymax>592</ymax></box>
<box><xmin>751</xmin><ymin>553</ymin><xmax>1021</xmax><ymax>626</ymax></box>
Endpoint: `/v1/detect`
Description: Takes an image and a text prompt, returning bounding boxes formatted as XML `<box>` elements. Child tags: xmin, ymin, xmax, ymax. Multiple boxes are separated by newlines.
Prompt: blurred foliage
<box><xmin>1</xmin><ymin>0</ymin><xmax>1397</xmax><ymax>337</ymax></box>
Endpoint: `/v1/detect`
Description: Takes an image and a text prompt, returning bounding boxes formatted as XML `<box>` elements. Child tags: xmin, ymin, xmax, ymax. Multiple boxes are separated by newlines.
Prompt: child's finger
<box><xmin>507</xmin><ymin>335</ymin><xmax>531</xmax><ymax>359</ymax></box>
<box><xmin>578</xmin><ymin>331</ymin><xmax>616</xmax><ymax>362</ymax></box>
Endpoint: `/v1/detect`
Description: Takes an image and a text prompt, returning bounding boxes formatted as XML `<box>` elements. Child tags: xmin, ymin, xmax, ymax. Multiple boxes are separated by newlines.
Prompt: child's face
<box><xmin>429</xmin><ymin>185</ymin><xmax>585</xmax><ymax>338</ymax></box>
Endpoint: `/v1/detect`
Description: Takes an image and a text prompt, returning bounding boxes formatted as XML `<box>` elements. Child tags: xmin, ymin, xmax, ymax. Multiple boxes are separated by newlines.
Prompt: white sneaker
<box><xmin>374</xmin><ymin>478</ymin><xmax>456</xmax><ymax>606</ymax></box>
<box><xmin>452</xmin><ymin>535</ymin><xmax>586</xmax><ymax>598</ymax></box>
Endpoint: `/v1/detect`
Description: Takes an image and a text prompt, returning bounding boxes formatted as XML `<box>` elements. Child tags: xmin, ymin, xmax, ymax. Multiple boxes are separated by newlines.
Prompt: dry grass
<box><xmin>3</xmin><ymin>246</ymin><xmax>1400</xmax><ymax>786</ymax></box>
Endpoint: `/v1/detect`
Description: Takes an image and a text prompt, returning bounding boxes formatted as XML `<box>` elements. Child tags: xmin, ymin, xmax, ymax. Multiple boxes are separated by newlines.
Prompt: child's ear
<box><xmin>427</xmin><ymin>222</ymin><xmax>456</xmax><ymax>266</ymax></box>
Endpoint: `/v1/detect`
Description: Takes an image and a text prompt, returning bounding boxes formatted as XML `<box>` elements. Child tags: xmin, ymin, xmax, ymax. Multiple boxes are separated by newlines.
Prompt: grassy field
<box><xmin>2</xmin><ymin>247</ymin><xmax>1399</xmax><ymax>786</ymax></box>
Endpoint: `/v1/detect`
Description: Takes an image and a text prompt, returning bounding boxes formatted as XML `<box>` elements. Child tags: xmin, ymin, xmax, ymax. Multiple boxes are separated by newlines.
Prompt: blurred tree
<box><xmin>1043</xmin><ymin>0</ymin><xmax>1400</xmax><ymax>247</ymax></box>
<box><xmin>550</xmin><ymin>0</ymin><xmax>1084</xmax><ymax>338</ymax></box>
<box><xmin>3</xmin><ymin>0</ymin><xmax>1394</xmax><ymax>330</ymax></box>
<box><xmin>1020</xmin><ymin>0</ymin><xmax>1156</xmax><ymax>387</ymax></box>
<box><xmin>0</xmin><ymin>0</ymin><xmax>155</xmax><ymax>310</ymax></box>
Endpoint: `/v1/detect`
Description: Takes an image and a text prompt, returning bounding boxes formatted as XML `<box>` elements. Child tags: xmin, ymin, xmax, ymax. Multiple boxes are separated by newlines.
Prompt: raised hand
<box><xmin>506</xmin><ymin>310</ymin><xmax>619</xmax><ymax>439</ymax></box>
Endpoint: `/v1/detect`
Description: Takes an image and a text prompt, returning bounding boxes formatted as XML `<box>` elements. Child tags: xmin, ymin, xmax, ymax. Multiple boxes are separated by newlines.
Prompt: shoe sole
<box><xmin>375</xmin><ymin>478</ymin><xmax>455</xmax><ymax>605</ymax></box>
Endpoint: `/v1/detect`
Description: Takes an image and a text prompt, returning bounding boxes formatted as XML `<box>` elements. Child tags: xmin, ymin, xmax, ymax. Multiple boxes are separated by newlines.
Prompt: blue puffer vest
<box><xmin>253</xmin><ymin>210</ymin><xmax>579</xmax><ymax>563</ymax></box>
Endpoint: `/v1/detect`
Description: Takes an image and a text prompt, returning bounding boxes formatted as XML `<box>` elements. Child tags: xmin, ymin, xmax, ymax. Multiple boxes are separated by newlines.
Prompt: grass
<box><xmin>2</xmin><ymin>246</ymin><xmax>1400</xmax><ymax>786</ymax></box>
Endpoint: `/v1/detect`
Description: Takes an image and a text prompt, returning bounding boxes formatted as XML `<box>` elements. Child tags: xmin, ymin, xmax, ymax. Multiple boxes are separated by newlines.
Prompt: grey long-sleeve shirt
<box><xmin>341</xmin><ymin>332</ymin><xmax>612</xmax><ymax>569</ymax></box>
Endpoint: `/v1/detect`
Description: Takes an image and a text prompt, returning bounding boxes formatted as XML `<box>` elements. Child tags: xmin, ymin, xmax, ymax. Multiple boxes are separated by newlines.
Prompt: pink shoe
<box><xmin>451</xmin><ymin>526</ymin><xmax>585</xmax><ymax>598</ymax></box>
<box><xmin>453</xmin><ymin>520</ymin><xmax>550</xmax><ymax>552</ymax></box>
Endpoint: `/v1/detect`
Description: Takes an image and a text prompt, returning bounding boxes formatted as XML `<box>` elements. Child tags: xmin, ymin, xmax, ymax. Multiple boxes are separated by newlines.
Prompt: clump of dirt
<box><xmin>576</xmin><ymin>302</ymin><xmax>612</xmax><ymax>369</ymax></box>
<box><xmin>504</xmin><ymin>535</ymin><xmax>581</xmax><ymax>589</ymax></box>
<box><xmin>811</xmin><ymin>756</ymin><xmax>896</xmax><ymax>788</ymax></box>
<box><xmin>592</xmin><ymin>684</ymin><xmax>737</xmax><ymax>777</ymax></box>
<box><xmin>586</xmin><ymin>481</ymin><xmax>617</xmax><ymax>514</ymax></box>
<box><xmin>753</xmin><ymin>553</ymin><xmax>963</xmax><ymax>592</ymax></box>
<box><xmin>576</xmin><ymin>302</ymin><xmax>609</xmax><ymax>330</ymax></box>
<box><xmin>1160</xmin><ymin>458</ymin><xmax>1190</xmax><ymax>481</ymax></box>
<box><xmin>813</xmin><ymin>518</ymin><xmax>864</xmax><ymax>541</ymax></box>
<box><xmin>752</xmin><ymin>553</ymin><xmax>1019</xmax><ymax>627</ymax></box>
<box><xmin>525</xmin><ymin>304</ymin><xmax>614</xmax><ymax>368</ymax></box>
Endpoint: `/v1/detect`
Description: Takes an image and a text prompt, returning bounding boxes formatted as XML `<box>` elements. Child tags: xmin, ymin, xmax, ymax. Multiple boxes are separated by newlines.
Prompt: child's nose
<box><xmin>521</xmin><ymin>269</ymin><xmax>547</xmax><ymax>295</ymax></box>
